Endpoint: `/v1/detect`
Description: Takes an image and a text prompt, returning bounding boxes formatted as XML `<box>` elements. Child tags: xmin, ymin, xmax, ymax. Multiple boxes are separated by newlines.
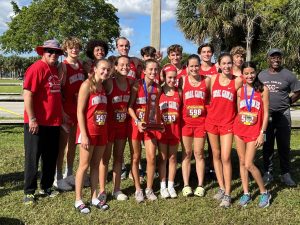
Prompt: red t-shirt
<box><xmin>175</xmin><ymin>66</ymin><xmax>187</xmax><ymax>87</ymax></box>
<box><xmin>182</xmin><ymin>75</ymin><xmax>208</xmax><ymax>127</ymax></box>
<box><xmin>23</xmin><ymin>60</ymin><xmax>62</xmax><ymax>126</ymax></box>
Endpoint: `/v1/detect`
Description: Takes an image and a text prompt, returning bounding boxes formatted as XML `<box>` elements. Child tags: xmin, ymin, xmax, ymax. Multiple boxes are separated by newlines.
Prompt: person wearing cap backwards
<box><xmin>23</xmin><ymin>39</ymin><xmax>64</xmax><ymax>205</ymax></box>
<box><xmin>258</xmin><ymin>48</ymin><xmax>300</xmax><ymax>187</ymax></box>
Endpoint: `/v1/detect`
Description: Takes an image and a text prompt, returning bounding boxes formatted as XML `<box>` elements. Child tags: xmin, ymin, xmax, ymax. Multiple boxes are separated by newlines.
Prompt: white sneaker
<box><xmin>135</xmin><ymin>189</ymin><xmax>144</xmax><ymax>203</ymax></box>
<box><xmin>113</xmin><ymin>191</ymin><xmax>128</xmax><ymax>201</ymax></box>
<box><xmin>64</xmin><ymin>175</ymin><xmax>75</xmax><ymax>187</ymax></box>
<box><xmin>160</xmin><ymin>188</ymin><xmax>170</xmax><ymax>199</ymax></box>
<box><xmin>145</xmin><ymin>188</ymin><xmax>157</xmax><ymax>201</ymax></box>
<box><xmin>168</xmin><ymin>187</ymin><xmax>177</xmax><ymax>198</ymax></box>
<box><xmin>54</xmin><ymin>179</ymin><xmax>73</xmax><ymax>191</ymax></box>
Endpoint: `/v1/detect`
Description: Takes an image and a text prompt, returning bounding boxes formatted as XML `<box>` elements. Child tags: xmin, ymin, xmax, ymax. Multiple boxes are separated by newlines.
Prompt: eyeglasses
<box><xmin>44</xmin><ymin>48</ymin><xmax>61</xmax><ymax>55</ymax></box>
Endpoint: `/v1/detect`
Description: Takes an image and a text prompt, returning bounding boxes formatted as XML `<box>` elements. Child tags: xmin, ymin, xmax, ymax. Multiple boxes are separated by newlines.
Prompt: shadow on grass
<box><xmin>0</xmin><ymin>218</ymin><xmax>25</xmax><ymax>225</ymax></box>
<box><xmin>0</xmin><ymin>171</ymin><xmax>24</xmax><ymax>198</ymax></box>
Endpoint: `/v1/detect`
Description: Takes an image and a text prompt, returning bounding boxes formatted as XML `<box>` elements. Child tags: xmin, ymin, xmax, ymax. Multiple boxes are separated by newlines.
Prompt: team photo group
<box><xmin>22</xmin><ymin>36</ymin><xmax>300</xmax><ymax>214</ymax></box>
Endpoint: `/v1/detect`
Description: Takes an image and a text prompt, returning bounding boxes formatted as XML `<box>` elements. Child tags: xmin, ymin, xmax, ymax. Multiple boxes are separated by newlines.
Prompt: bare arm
<box><xmin>291</xmin><ymin>90</ymin><xmax>300</xmax><ymax>104</ymax></box>
<box><xmin>236</xmin><ymin>88</ymin><xmax>241</xmax><ymax>113</ymax></box>
<box><xmin>255</xmin><ymin>86</ymin><xmax>270</xmax><ymax>148</ymax></box>
<box><xmin>77</xmin><ymin>81</ymin><xmax>90</xmax><ymax>149</ymax></box>
<box><xmin>128</xmin><ymin>81</ymin><xmax>145</xmax><ymax>132</ymax></box>
<box><xmin>23</xmin><ymin>89</ymin><xmax>39</xmax><ymax>134</ymax></box>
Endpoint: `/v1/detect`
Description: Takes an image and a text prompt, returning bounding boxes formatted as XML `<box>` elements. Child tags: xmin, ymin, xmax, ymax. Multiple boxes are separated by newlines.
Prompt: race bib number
<box><xmin>114</xmin><ymin>109</ymin><xmax>127</xmax><ymax>123</ymax></box>
<box><xmin>94</xmin><ymin>110</ymin><xmax>107</xmax><ymax>125</ymax></box>
<box><xmin>187</xmin><ymin>105</ymin><xmax>203</xmax><ymax>118</ymax></box>
<box><xmin>239</xmin><ymin>111</ymin><xmax>258</xmax><ymax>126</ymax></box>
<box><xmin>162</xmin><ymin>112</ymin><xmax>178</xmax><ymax>124</ymax></box>
<box><xmin>136</xmin><ymin>108</ymin><xmax>146</xmax><ymax>122</ymax></box>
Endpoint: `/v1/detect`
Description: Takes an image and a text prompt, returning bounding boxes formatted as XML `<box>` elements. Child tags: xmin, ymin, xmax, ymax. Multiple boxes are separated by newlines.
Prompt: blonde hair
<box><xmin>230</xmin><ymin>46</ymin><xmax>246</xmax><ymax>57</ymax></box>
<box><xmin>61</xmin><ymin>37</ymin><xmax>82</xmax><ymax>52</ymax></box>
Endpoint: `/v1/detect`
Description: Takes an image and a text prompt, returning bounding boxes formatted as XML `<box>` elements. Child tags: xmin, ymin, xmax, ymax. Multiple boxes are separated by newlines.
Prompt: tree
<box><xmin>177</xmin><ymin>0</ymin><xmax>242</xmax><ymax>55</ymax></box>
<box><xmin>0</xmin><ymin>0</ymin><xmax>120</xmax><ymax>53</ymax></box>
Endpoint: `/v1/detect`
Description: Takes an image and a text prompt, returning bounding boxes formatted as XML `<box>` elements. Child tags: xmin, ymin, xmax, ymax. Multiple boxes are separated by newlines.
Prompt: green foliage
<box><xmin>177</xmin><ymin>0</ymin><xmax>300</xmax><ymax>71</ymax></box>
<box><xmin>0</xmin><ymin>0</ymin><xmax>120</xmax><ymax>53</ymax></box>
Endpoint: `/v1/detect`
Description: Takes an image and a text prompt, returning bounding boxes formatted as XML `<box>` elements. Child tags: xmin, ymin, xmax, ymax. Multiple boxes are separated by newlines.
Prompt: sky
<box><xmin>0</xmin><ymin>0</ymin><xmax>198</xmax><ymax>57</ymax></box>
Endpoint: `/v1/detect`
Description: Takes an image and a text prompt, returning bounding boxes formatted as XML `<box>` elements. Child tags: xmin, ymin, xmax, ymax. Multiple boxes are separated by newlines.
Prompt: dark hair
<box><xmin>217</xmin><ymin>52</ymin><xmax>232</xmax><ymax>65</ymax></box>
<box><xmin>141</xmin><ymin>46</ymin><xmax>156</xmax><ymax>58</ymax></box>
<box><xmin>85</xmin><ymin>39</ymin><xmax>108</xmax><ymax>60</ymax></box>
<box><xmin>187</xmin><ymin>54</ymin><xmax>200</xmax><ymax>66</ymax></box>
<box><xmin>114</xmin><ymin>55</ymin><xmax>130</xmax><ymax>66</ymax></box>
<box><xmin>167</xmin><ymin>44</ymin><xmax>183</xmax><ymax>55</ymax></box>
<box><xmin>197</xmin><ymin>43</ymin><xmax>215</xmax><ymax>54</ymax></box>
<box><xmin>107</xmin><ymin>55</ymin><xmax>117</xmax><ymax>66</ymax></box>
<box><xmin>143</xmin><ymin>58</ymin><xmax>158</xmax><ymax>70</ymax></box>
<box><xmin>242</xmin><ymin>61</ymin><xmax>264</xmax><ymax>92</ymax></box>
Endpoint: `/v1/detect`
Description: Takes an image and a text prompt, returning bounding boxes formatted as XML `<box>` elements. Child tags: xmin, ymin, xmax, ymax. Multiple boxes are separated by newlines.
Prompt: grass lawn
<box><xmin>0</xmin><ymin>126</ymin><xmax>299</xmax><ymax>225</ymax></box>
<box><xmin>0</xmin><ymin>79</ymin><xmax>22</xmax><ymax>84</ymax></box>
<box><xmin>0</xmin><ymin>86</ymin><xmax>23</xmax><ymax>94</ymax></box>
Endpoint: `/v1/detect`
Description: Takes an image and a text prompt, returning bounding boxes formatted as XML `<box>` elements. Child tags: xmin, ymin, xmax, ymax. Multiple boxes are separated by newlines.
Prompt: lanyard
<box><xmin>244</xmin><ymin>85</ymin><xmax>255</xmax><ymax>112</ymax></box>
<box><xmin>143</xmin><ymin>79</ymin><xmax>154</xmax><ymax>102</ymax></box>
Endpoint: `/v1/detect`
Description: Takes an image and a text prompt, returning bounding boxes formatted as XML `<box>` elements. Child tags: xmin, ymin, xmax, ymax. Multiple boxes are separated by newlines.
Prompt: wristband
<box><xmin>134</xmin><ymin>119</ymin><xmax>140</xmax><ymax>126</ymax></box>
<box><xmin>30</xmin><ymin>117</ymin><xmax>37</xmax><ymax>122</ymax></box>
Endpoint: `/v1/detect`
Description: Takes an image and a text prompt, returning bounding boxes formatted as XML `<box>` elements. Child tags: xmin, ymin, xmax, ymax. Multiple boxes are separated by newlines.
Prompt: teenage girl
<box><xmin>101</xmin><ymin>56</ymin><xmax>133</xmax><ymax>201</ymax></box>
<box><xmin>179</xmin><ymin>54</ymin><xmax>210</xmax><ymax>197</ymax></box>
<box><xmin>55</xmin><ymin>37</ymin><xmax>85</xmax><ymax>191</ymax></box>
<box><xmin>205</xmin><ymin>53</ymin><xmax>243</xmax><ymax>208</ymax></box>
<box><xmin>233</xmin><ymin>61</ymin><xmax>271</xmax><ymax>208</ymax></box>
<box><xmin>74</xmin><ymin>59</ymin><xmax>110</xmax><ymax>213</ymax></box>
<box><xmin>128</xmin><ymin>59</ymin><xmax>162</xmax><ymax>203</ymax></box>
<box><xmin>157</xmin><ymin>64</ymin><xmax>182</xmax><ymax>198</ymax></box>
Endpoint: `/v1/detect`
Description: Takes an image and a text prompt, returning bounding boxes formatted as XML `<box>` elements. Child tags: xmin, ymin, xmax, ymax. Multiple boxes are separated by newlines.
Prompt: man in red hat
<box><xmin>23</xmin><ymin>39</ymin><xmax>64</xmax><ymax>205</ymax></box>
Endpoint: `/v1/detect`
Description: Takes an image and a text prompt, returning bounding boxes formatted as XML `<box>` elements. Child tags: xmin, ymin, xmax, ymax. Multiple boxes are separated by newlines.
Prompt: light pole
<box><xmin>150</xmin><ymin>0</ymin><xmax>161</xmax><ymax>50</ymax></box>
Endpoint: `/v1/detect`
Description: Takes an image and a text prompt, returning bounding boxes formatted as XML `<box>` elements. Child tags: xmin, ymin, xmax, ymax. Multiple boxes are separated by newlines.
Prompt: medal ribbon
<box><xmin>143</xmin><ymin>79</ymin><xmax>154</xmax><ymax>102</ymax></box>
<box><xmin>244</xmin><ymin>85</ymin><xmax>255</xmax><ymax>112</ymax></box>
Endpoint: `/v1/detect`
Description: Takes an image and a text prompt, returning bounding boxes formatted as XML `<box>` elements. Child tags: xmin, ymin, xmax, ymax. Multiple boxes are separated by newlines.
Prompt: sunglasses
<box><xmin>44</xmin><ymin>48</ymin><xmax>61</xmax><ymax>55</ymax></box>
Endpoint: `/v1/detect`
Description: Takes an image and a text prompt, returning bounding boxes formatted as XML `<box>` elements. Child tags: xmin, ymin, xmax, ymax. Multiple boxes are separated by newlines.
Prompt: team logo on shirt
<box><xmin>91</xmin><ymin>95</ymin><xmax>107</xmax><ymax>105</ymax></box>
<box><xmin>212</xmin><ymin>89</ymin><xmax>233</xmax><ymax>101</ymax></box>
<box><xmin>185</xmin><ymin>90</ymin><xmax>205</xmax><ymax>100</ymax></box>
<box><xmin>69</xmin><ymin>73</ymin><xmax>85</xmax><ymax>84</ymax></box>
<box><xmin>48</xmin><ymin>75</ymin><xmax>61</xmax><ymax>93</ymax></box>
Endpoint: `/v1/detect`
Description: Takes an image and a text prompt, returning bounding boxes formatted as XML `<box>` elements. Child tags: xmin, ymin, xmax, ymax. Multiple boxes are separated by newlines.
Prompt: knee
<box><xmin>239</xmin><ymin>158</ymin><xmax>245</xmax><ymax>167</ymax></box>
<box><xmin>183</xmin><ymin>150</ymin><xmax>193</xmax><ymax>159</ymax></box>
<box><xmin>169</xmin><ymin>154</ymin><xmax>177</xmax><ymax>164</ymax></box>
<box><xmin>221</xmin><ymin>155</ymin><xmax>231</xmax><ymax>164</ymax></box>
<box><xmin>131</xmin><ymin>154</ymin><xmax>141</xmax><ymax>164</ymax></box>
<box><xmin>194</xmin><ymin>150</ymin><xmax>205</xmax><ymax>160</ymax></box>
<box><xmin>146</xmin><ymin>154</ymin><xmax>156</xmax><ymax>165</ymax></box>
<box><xmin>245</xmin><ymin>163</ymin><xmax>255</xmax><ymax>172</ymax></box>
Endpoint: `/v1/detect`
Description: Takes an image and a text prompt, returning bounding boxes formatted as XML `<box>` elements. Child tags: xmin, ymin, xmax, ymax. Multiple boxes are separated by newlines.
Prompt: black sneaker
<box><xmin>24</xmin><ymin>194</ymin><xmax>35</xmax><ymax>205</ymax></box>
<box><xmin>39</xmin><ymin>188</ymin><xmax>59</xmax><ymax>198</ymax></box>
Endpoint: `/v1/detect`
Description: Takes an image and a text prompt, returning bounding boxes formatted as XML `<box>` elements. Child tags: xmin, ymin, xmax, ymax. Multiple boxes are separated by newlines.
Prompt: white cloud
<box><xmin>0</xmin><ymin>2</ymin><xmax>14</xmax><ymax>34</ymax></box>
<box><xmin>106</xmin><ymin>0</ymin><xmax>178</xmax><ymax>22</ymax></box>
<box><xmin>120</xmin><ymin>25</ymin><xmax>134</xmax><ymax>37</ymax></box>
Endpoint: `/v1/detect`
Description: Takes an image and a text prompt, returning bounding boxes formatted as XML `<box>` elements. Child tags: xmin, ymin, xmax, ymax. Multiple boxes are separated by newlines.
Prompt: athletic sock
<box><xmin>168</xmin><ymin>181</ymin><xmax>174</xmax><ymax>189</ymax></box>
<box><xmin>160</xmin><ymin>181</ymin><xmax>166</xmax><ymax>190</ymax></box>
<box><xmin>75</xmin><ymin>200</ymin><xmax>84</xmax><ymax>208</ymax></box>
<box><xmin>92</xmin><ymin>198</ymin><xmax>100</xmax><ymax>206</ymax></box>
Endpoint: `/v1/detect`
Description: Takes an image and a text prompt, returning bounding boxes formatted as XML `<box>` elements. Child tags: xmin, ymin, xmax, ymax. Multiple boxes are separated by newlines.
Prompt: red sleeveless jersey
<box><xmin>175</xmin><ymin>66</ymin><xmax>187</xmax><ymax>87</ymax></box>
<box><xmin>199</xmin><ymin>64</ymin><xmax>218</xmax><ymax>77</ymax></box>
<box><xmin>127</xmin><ymin>61</ymin><xmax>137</xmax><ymax>80</ymax></box>
<box><xmin>206</xmin><ymin>74</ymin><xmax>237</xmax><ymax>126</ymax></box>
<box><xmin>182</xmin><ymin>75</ymin><xmax>207</xmax><ymax>127</ymax></box>
<box><xmin>132</xmin><ymin>79</ymin><xmax>159</xmax><ymax>124</ymax></box>
<box><xmin>107</xmin><ymin>78</ymin><xmax>130</xmax><ymax>127</ymax></box>
<box><xmin>62</xmin><ymin>60</ymin><xmax>85</xmax><ymax>122</ymax></box>
<box><xmin>233</xmin><ymin>86</ymin><xmax>264</xmax><ymax>138</ymax></box>
<box><xmin>85</xmin><ymin>88</ymin><xmax>107</xmax><ymax>135</ymax></box>
<box><xmin>159</xmin><ymin>88</ymin><xmax>181</xmax><ymax>140</ymax></box>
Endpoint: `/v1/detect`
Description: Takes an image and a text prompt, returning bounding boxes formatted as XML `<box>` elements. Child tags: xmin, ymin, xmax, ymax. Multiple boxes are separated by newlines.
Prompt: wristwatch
<box><xmin>30</xmin><ymin>117</ymin><xmax>37</xmax><ymax>122</ymax></box>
